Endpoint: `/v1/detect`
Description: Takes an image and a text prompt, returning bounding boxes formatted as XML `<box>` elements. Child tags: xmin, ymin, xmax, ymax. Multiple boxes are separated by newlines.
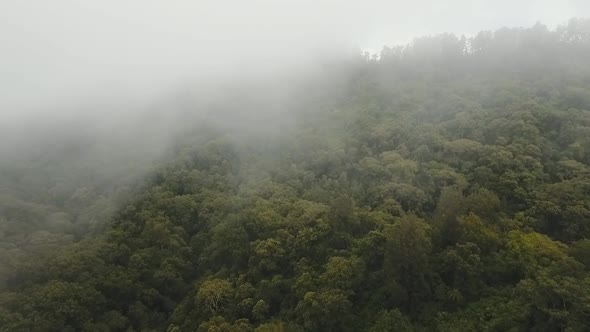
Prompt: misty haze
<box><xmin>1</xmin><ymin>1</ymin><xmax>590</xmax><ymax>331</ymax></box>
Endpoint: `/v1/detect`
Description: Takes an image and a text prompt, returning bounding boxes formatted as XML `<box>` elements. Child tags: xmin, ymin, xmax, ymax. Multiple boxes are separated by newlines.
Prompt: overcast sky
<box><xmin>2</xmin><ymin>0</ymin><xmax>590</xmax><ymax>119</ymax></box>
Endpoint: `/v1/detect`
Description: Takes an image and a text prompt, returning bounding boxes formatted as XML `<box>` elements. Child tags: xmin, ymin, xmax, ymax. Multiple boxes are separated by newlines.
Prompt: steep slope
<box><xmin>1</xmin><ymin>20</ymin><xmax>590</xmax><ymax>331</ymax></box>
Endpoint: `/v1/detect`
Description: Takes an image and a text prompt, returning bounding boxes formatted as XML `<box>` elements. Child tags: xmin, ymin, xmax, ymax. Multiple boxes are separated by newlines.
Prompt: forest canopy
<box><xmin>1</xmin><ymin>19</ymin><xmax>590</xmax><ymax>331</ymax></box>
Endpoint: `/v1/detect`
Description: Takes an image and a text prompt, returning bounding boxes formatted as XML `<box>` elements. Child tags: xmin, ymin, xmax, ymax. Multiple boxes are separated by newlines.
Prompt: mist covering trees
<box><xmin>1</xmin><ymin>19</ymin><xmax>590</xmax><ymax>331</ymax></box>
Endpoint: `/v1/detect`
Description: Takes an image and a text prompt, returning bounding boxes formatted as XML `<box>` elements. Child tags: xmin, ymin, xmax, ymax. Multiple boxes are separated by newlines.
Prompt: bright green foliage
<box><xmin>197</xmin><ymin>279</ymin><xmax>234</xmax><ymax>314</ymax></box>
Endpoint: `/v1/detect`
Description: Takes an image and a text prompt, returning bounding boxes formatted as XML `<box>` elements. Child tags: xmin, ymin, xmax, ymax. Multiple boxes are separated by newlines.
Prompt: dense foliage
<box><xmin>2</xmin><ymin>19</ymin><xmax>590</xmax><ymax>331</ymax></box>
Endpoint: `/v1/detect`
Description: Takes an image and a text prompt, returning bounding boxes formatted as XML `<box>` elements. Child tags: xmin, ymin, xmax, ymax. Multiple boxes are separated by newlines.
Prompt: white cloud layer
<box><xmin>1</xmin><ymin>0</ymin><xmax>589</xmax><ymax>118</ymax></box>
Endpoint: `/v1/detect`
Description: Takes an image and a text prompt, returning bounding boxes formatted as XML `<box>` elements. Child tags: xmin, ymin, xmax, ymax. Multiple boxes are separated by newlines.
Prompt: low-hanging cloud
<box><xmin>1</xmin><ymin>0</ymin><xmax>590</xmax><ymax>124</ymax></box>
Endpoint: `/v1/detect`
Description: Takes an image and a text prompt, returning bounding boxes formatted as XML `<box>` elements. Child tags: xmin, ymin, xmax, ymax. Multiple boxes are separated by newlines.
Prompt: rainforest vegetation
<box><xmin>1</xmin><ymin>20</ymin><xmax>590</xmax><ymax>331</ymax></box>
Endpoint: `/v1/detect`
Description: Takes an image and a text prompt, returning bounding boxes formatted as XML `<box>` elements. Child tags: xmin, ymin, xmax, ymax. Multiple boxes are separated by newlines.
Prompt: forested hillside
<box><xmin>1</xmin><ymin>19</ymin><xmax>590</xmax><ymax>331</ymax></box>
